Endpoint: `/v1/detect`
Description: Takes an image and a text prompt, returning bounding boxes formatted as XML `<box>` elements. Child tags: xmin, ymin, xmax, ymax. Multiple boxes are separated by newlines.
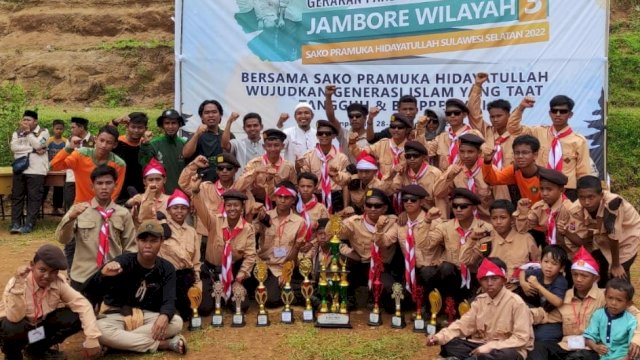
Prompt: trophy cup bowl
<box><xmin>280</xmin><ymin>260</ymin><xmax>295</xmax><ymax>324</ymax></box>
<box><xmin>187</xmin><ymin>286</ymin><xmax>202</xmax><ymax>330</ymax></box>
<box><xmin>412</xmin><ymin>285</ymin><xmax>425</xmax><ymax>333</ymax></box>
<box><xmin>391</xmin><ymin>282</ymin><xmax>406</xmax><ymax>329</ymax></box>
<box><xmin>299</xmin><ymin>257</ymin><xmax>314</xmax><ymax>322</ymax></box>
<box><xmin>254</xmin><ymin>261</ymin><xmax>270</xmax><ymax>327</ymax></box>
<box><xmin>427</xmin><ymin>289</ymin><xmax>442</xmax><ymax>335</ymax></box>
<box><xmin>211</xmin><ymin>281</ymin><xmax>224</xmax><ymax>327</ymax></box>
<box><xmin>231</xmin><ymin>283</ymin><xmax>246</xmax><ymax>327</ymax></box>
<box><xmin>458</xmin><ymin>299</ymin><xmax>471</xmax><ymax>317</ymax></box>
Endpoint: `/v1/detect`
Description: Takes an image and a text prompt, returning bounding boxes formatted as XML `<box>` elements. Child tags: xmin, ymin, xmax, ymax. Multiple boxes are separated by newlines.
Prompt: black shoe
<box><xmin>9</xmin><ymin>224</ymin><xmax>21</xmax><ymax>234</ymax></box>
<box><xmin>25</xmin><ymin>348</ymin><xmax>67</xmax><ymax>360</ymax></box>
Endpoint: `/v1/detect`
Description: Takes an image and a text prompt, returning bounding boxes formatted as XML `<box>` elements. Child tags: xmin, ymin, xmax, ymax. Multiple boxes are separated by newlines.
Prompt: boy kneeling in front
<box><xmin>427</xmin><ymin>257</ymin><xmax>534</xmax><ymax>360</ymax></box>
<box><xmin>0</xmin><ymin>244</ymin><xmax>102</xmax><ymax>360</ymax></box>
<box><xmin>92</xmin><ymin>219</ymin><xmax>186</xmax><ymax>355</ymax></box>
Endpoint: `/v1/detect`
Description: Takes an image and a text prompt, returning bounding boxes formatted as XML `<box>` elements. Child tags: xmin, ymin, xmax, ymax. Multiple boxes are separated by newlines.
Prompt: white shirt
<box><xmin>230</xmin><ymin>137</ymin><xmax>265</xmax><ymax>176</ymax></box>
<box><xmin>10</xmin><ymin>125</ymin><xmax>49</xmax><ymax>176</ymax></box>
<box><xmin>282</xmin><ymin>126</ymin><xmax>317</xmax><ymax>163</ymax></box>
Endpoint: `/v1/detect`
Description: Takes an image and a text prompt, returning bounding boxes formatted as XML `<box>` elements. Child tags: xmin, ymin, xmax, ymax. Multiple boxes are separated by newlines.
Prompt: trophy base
<box><xmin>315</xmin><ymin>312</ymin><xmax>352</xmax><ymax>328</ymax></box>
<box><xmin>426</xmin><ymin>323</ymin><xmax>437</xmax><ymax>335</ymax></box>
<box><xmin>256</xmin><ymin>313</ymin><xmax>270</xmax><ymax>327</ymax></box>
<box><xmin>302</xmin><ymin>309</ymin><xmax>314</xmax><ymax>323</ymax></box>
<box><xmin>391</xmin><ymin>315</ymin><xmax>406</xmax><ymax>329</ymax></box>
<box><xmin>367</xmin><ymin>312</ymin><xmax>382</xmax><ymax>326</ymax></box>
<box><xmin>413</xmin><ymin>319</ymin><xmax>426</xmax><ymax>333</ymax></box>
<box><xmin>281</xmin><ymin>310</ymin><xmax>294</xmax><ymax>324</ymax></box>
<box><xmin>189</xmin><ymin>316</ymin><xmax>202</xmax><ymax>331</ymax></box>
<box><xmin>211</xmin><ymin>314</ymin><xmax>224</xmax><ymax>327</ymax></box>
<box><xmin>231</xmin><ymin>314</ymin><xmax>245</xmax><ymax>327</ymax></box>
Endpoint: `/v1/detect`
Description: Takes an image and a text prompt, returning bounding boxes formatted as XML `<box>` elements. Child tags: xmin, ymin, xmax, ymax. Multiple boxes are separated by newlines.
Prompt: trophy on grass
<box><xmin>231</xmin><ymin>282</ymin><xmax>246</xmax><ymax>327</ymax></box>
<box><xmin>280</xmin><ymin>260</ymin><xmax>295</xmax><ymax>324</ymax></box>
<box><xmin>367</xmin><ymin>252</ymin><xmax>384</xmax><ymax>326</ymax></box>
<box><xmin>187</xmin><ymin>286</ymin><xmax>202</xmax><ymax>330</ymax></box>
<box><xmin>412</xmin><ymin>284</ymin><xmax>425</xmax><ymax>333</ymax></box>
<box><xmin>254</xmin><ymin>260</ymin><xmax>270</xmax><ymax>326</ymax></box>
<box><xmin>299</xmin><ymin>257</ymin><xmax>314</xmax><ymax>322</ymax></box>
<box><xmin>211</xmin><ymin>281</ymin><xmax>224</xmax><ymax>327</ymax></box>
<box><xmin>427</xmin><ymin>289</ymin><xmax>442</xmax><ymax>335</ymax></box>
<box><xmin>315</xmin><ymin>215</ymin><xmax>352</xmax><ymax>328</ymax></box>
<box><xmin>391</xmin><ymin>282</ymin><xmax>406</xmax><ymax>329</ymax></box>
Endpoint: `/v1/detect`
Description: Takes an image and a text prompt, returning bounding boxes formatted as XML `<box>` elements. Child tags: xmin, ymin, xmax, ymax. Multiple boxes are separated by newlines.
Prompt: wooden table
<box><xmin>0</xmin><ymin>167</ymin><xmax>67</xmax><ymax>219</ymax></box>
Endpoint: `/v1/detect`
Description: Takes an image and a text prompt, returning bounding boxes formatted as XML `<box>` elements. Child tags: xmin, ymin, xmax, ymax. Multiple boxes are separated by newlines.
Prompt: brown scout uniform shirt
<box><xmin>392</xmin><ymin>163</ymin><xmax>449</xmax><ymax>218</ymax></box>
<box><xmin>425</xmin><ymin>218</ymin><xmax>494</xmax><ymax>269</ymax></box>
<box><xmin>336</xmin><ymin>175</ymin><xmax>393</xmax><ymax>211</ymax></box>
<box><xmin>233</xmin><ymin>155</ymin><xmax>297</xmax><ymax>201</ymax></box>
<box><xmin>488</xmin><ymin>229</ymin><xmax>539</xmax><ymax>279</ymax></box>
<box><xmin>300</xmin><ymin>146</ymin><xmax>350</xmax><ymax>191</ymax></box>
<box><xmin>440</xmin><ymin>162</ymin><xmax>494</xmax><ymax>221</ymax></box>
<box><xmin>254</xmin><ymin>209</ymin><xmax>306</xmax><ymax>277</ymax></box>
<box><xmin>158</xmin><ymin>218</ymin><xmax>201</xmax><ymax>289</ymax></box>
<box><xmin>339</xmin><ymin>214</ymin><xmax>397</xmax><ymax>264</ymax></box>
<box><xmin>377</xmin><ymin>211</ymin><xmax>442</xmax><ymax>267</ymax></box>
<box><xmin>349</xmin><ymin>138</ymin><xmax>407</xmax><ymax>176</ymax></box>
<box><xmin>424</xmin><ymin>126</ymin><xmax>484</xmax><ymax>171</ymax></box>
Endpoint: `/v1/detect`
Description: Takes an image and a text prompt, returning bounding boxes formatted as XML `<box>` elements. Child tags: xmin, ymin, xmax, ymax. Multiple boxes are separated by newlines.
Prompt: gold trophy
<box><xmin>299</xmin><ymin>257</ymin><xmax>314</xmax><ymax>322</ymax></box>
<box><xmin>211</xmin><ymin>281</ymin><xmax>224</xmax><ymax>327</ymax></box>
<box><xmin>280</xmin><ymin>260</ymin><xmax>295</xmax><ymax>324</ymax></box>
<box><xmin>253</xmin><ymin>260</ymin><xmax>270</xmax><ymax>326</ymax></box>
<box><xmin>339</xmin><ymin>258</ymin><xmax>349</xmax><ymax>314</ymax></box>
<box><xmin>458</xmin><ymin>300</ymin><xmax>471</xmax><ymax>317</ymax></box>
<box><xmin>427</xmin><ymin>289</ymin><xmax>442</xmax><ymax>335</ymax></box>
<box><xmin>231</xmin><ymin>282</ymin><xmax>246</xmax><ymax>327</ymax></box>
<box><xmin>318</xmin><ymin>257</ymin><xmax>329</xmax><ymax>313</ymax></box>
<box><xmin>391</xmin><ymin>282</ymin><xmax>406</xmax><ymax>329</ymax></box>
<box><xmin>187</xmin><ymin>286</ymin><xmax>202</xmax><ymax>330</ymax></box>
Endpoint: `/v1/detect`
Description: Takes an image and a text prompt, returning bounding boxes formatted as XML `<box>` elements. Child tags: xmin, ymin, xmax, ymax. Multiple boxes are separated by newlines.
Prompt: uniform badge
<box><xmin>366</xmin><ymin>190</ymin><xmax>373</xmax><ymax>197</ymax></box>
<box><xmin>480</xmin><ymin>243</ymin><xmax>488</xmax><ymax>252</ymax></box>
<box><xmin>217</xmin><ymin>155</ymin><xmax>224</xmax><ymax>163</ymax></box>
<box><xmin>530</xmin><ymin>186</ymin><xmax>539</xmax><ymax>193</ymax></box>
<box><xmin>569</xmin><ymin>223</ymin><xmax>576</xmax><ymax>231</ymax></box>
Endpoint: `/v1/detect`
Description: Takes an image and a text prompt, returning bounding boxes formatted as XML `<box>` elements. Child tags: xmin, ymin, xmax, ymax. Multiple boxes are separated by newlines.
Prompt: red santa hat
<box><xmin>356</xmin><ymin>151</ymin><xmax>378</xmax><ymax>171</ymax></box>
<box><xmin>167</xmin><ymin>189</ymin><xmax>190</xmax><ymax>208</ymax></box>
<box><xmin>476</xmin><ymin>258</ymin><xmax>507</xmax><ymax>280</ymax></box>
<box><xmin>143</xmin><ymin>158</ymin><xmax>166</xmax><ymax>177</ymax></box>
<box><xmin>571</xmin><ymin>246</ymin><xmax>599</xmax><ymax>276</ymax></box>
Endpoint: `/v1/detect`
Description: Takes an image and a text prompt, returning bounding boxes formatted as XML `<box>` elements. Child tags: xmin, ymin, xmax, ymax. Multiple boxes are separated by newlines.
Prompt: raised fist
<box><xmin>475</xmin><ymin>72</ymin><xmax>489</xmax><ymax>85</ymax></box>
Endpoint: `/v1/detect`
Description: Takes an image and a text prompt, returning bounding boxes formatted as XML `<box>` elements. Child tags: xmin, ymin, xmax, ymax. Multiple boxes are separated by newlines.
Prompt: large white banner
<box><xmin>175</xmin><ymin>0</ymin><xmax>608</xmax><ymax>174</ymax></box>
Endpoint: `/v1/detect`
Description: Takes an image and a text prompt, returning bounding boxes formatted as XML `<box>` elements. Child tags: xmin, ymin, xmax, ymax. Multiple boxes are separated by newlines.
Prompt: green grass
<box><xmin>608</xmin><ymin>107</ymin><xmax>640</xmax><ymax>207</ymax></box>
<box><xmin>98</xmin><ymin>39</ymin><xmax>174</xmax><ymax>51</ymax></box>
<box><xmin>609</xmin><ymin>8</ymin><xmax>640</xmax><ymax>107</ymax></box>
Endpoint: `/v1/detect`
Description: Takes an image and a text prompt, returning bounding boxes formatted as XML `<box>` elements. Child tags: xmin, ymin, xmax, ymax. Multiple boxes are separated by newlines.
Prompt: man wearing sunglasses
<box><xmin>507</xmin><ymin>95</ymin><xmax>592</xmax><ymax>201</ymax></box>
<box><xmin>338</xmin><ymin>152</ymin><xmax>393</xmax><ymax>214</ymax></box>
<box><xmin>391</xmin><ymin>141</ymin><xmax>448</xmax><ymax>218</ymax></box>
<box><xmin>468</xmin><ymin>72</ymin><xmax>516</xmax><ymax>201</ymax></box>
<box><xmin>297</xmin><ymin>120</ymin><xmax>350</xmax><ymax>214</ymax></box>
<box><xmin>427</xmin><ymin>98</ymin><xmax>483</xmax><ymax>172</ymax></box>
<box><xmin>425</xmin><ymin>188</ymin><xmax>494</xmax><ymax>309</ymax></box>
<box><xmin>323</xmin><ymin>85</ymin><xmax>369</xmax><ymax>163</ymax></box>
<box><xmin>366</xmin><ymin>95</ymin><xmax>420</xmax><ymax>145</ymax></box>
<box><xmin>350</xmin><ymin>113</ymin><xmax>412</xmax><ymax>177</ymax></box>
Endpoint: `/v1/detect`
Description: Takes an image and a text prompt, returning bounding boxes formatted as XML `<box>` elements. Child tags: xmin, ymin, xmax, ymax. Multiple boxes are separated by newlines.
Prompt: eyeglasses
<box><xmin>549</xmin><ymin>108</ymin><xmax>570</xmax><ymax>115</ymax></box>
<box><xmin>404</xmin><ymin>153</ymin><xmax>422</xmax><ymax>159</ymax></box>
<box><xmin>365</xmin><ymin>202</ymin><xmax>385</xmax><ymax>209</ymax></box>
<box><xmin>401</xmin><ymin>197</ymin><xmax>419</xmax><ymax>203</ymax></box>
<box><xmin>217</xmin><ymin>165</ymin><xmax>235</xmax><ymax>171</ymax></box>
<box><xmin>445</xmin><ymin>111</ymin><xmax>462</xmax><ymax>116</ymax></box>
<box><xmin>451</xmin><ymin>203</ymin><xmax>473</xmax><ymax>210</ymax></box>
<box><xmin>316</xmin><ymin>131</ymin><xmax>334</xmax><ymax>137</ymax></box>
<box><xmin>427</xmin><ymin>118</ymin><xmax>439</xmax><ymax>124</ymax></box>
<box><xmin>389</xmin><ymin>125</ymin><xmax>407</xmax><ymax>130</ymax></box>
<box><xmin>348</xmin><ymin>112</ymin><xmax>364</xmax><ymax>119</ymax></box>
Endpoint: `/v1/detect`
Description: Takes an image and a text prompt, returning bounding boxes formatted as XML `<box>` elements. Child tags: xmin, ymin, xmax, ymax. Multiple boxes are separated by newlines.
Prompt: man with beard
<box><xmin>278</xmin><ymin>102</ymin><xmax>317</xmax><ymax>164</ymax></box>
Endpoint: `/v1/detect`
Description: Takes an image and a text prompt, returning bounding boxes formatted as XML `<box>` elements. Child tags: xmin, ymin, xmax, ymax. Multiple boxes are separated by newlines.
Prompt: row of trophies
<box><xmin>186</xmin><ymin>216</ymin><xmax>471</xmax><ymax>333</ymax></box>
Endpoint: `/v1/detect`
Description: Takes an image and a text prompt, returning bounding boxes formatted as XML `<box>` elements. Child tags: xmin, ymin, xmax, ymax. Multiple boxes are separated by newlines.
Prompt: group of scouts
<box><xmin>3</xmin><ymin>71</ymin><xmax>640</xmax><ymax>360</ymax></box>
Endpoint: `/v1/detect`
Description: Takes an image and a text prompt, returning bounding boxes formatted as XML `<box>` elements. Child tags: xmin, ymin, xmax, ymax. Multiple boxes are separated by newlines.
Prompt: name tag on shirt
<box><xmin>274</xmin><ymin>247</ymin><xmax>287</xmax><ymax>258</ymax></box>
<box><xmin>567</xmin><ymin>335</ymin><xmax>585</xmax><ymax>350</ymax></box>
<box><xmin>28</xmin><ymin>326</ymin><xmax>45</xmax><ymax>344</ymax></box>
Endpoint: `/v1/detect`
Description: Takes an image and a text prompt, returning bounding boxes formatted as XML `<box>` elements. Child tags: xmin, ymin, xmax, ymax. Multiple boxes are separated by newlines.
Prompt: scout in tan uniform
<box><xmin>424</xmin><ymin>98</ymin><xmax>483</xmax><ymax>171</ymax></box>
<box><xmin>487</xmin><ymin>199</ymin><xmax>539</xmax><ymax>281</ymax></box>
<box><xmin>295</xmin><ymin>172</ymin><xmax>329</xmax><ymax>262</ymax></box>
<box><xmin>468</xmin><ymin>72</ymin><xmax>515</xmax><ymax>201</ymax></box>
<box><xmin>338</xmin><ymin>153</ymin><xmax>393</xmax><ymax>214</ymax></box>
<box><xmin>126</xmin><ymin>158</ymin><xmax>169</xmax><ymax>228</ymax></box>
<box><xmin>349</xmin><ymin>112</ymin><xmax>412</xmax><ymax>177</ymax></box>
<box><xmin>179</xmin><ymin>152</ymin><xmax>254</xmax><ymax>260</ymax></box>
<box><xmin>298</xmin><ymin>120</ymin><xmax>350</xmax><ymax>213</ymax></box>
<box><xmin>153</xmin><ymin>189</ymin><xmax>201</xmax><ymax>321</ymax></box>
<box><xmin>323</xmin><ymin>85</ymin><xmax>370</xmax><ymax>163</ymax></box>
<box><xmin>330</xmin><ymin>188</ymin><xmax>397</xmax><ymax>311</ymax></box>
<box><xmin>0</xmin><ymin>245</ymin><xmax>102</xmax><ymax>360</ymax></box>
<box><xmin>440</xmin><ymin>133</ymin><xmax>493</xmax><ymax>220</ymax></box>
<box><xmin>391</xmin><ymin>141</ymin><xmax>448</xmax><ymax>217</ymax></box>
<box><xmin>190</xmin><ymin>183</ymin><xmax>256</xmax><ymax>314</ymax></box>
<box><xmin>507</xmin><ymin>95</ymin><xmax>592</xmax><ymax>201</ymax></box>
<box><xmin>562</xmin><ymin>175</ymin><xmax>640</xmax><ymax>288</ymax></box>
<box><xmin>425</xmin><ymin>188</ymin><xmax>493</xmax><ymax>304</ymax></box>
<box><xmin>55</xmin><ymin>165</ymin><xmax>136</xmax><ymax>300</ymax></box>
<box><xmin>376</xmin><ymin>185</ymin><xmax>442</xmax><ymax>312</ymax></box>
<box><xmin>234</xmin><ymin>129</ymin><xmax>297</xmax><ymax>209</ymax></box>
<box><xmin>253</xmin><ymin>181</ymin><xmax>307</xmax><ymax>307</ymax></box>
<box><xmin>426</xmin><ymin>257</ymin><xmax>534</xmax><ymax>360</ymax></box>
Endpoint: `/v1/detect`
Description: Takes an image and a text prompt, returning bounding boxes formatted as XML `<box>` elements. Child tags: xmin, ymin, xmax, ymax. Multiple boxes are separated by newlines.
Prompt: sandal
<box><xmin>167</xmin><ymin>334</ymin><xmax>187</xmax><ymax>355</ymax></box>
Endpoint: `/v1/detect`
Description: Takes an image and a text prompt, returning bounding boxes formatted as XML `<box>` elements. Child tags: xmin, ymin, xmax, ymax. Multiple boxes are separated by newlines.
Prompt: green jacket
<box><xmin>139</xmin><ymin>134</ymin><xmax>187</xmax><ymax>193</ymax></box>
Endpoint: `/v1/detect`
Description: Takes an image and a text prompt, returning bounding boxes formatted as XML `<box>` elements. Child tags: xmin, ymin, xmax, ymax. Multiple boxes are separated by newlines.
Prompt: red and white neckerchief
<box><xmin>456</xmin><ymin>222</ymin><xmax>472</xmax><ymax>289</ymax></box>
<box><xmin>214</xmin><ymin>180</ymin><xmax>228</xmax><ymax>215</ymax></box>
<box><xmin>545</xmin><ymin>194</ymin><xmax>568</xmax><ymax>245</ymax></box>
<box><xmin>315</xmin><ymin>145</ymin><xmax>335</xmax><ymax>213</ymax></box>
<box><xmin>390</xmin><ymin>141</ymin><xmax>405</xmax><ymax>212</ymax></box>
<box><xmin>296</xmin><ymin>196</ymin><xmax>318</xmax><ymax>242</ymax></box>
<box><xmin>221</xmin><ymin>219</ymin><xmax>245</xmax><ymax>300</ymax></box>
<box><xmin>96</xmin><ymin>207</ymin><xmax>115</xmax><ymax>266</ymax></box>
<box><xmin>30</xmin><ymin>274</ymin><xmax>47</xmax><ymax>323</ymax></box>
<box><xmin>547</xmin><ymin>127</ymin><xmax>573</xmax><ymax>172</ymax></box>
<box><xmin>447</xmin><ymin>125</ymin><xmax>471</xmax><ymax>165</ymax></box>
<box><xmin>404</xmin><ymin>217</ymin><xmax>419</xmax><ymax>294</ymax></box>
<box><xmin>363</xmin><ymin>215</ymin><xmax>379</xmax><ymax>290</ymax></box>
<box><xmin>262</xmin><ymin>154</ymin><xmax>283</xmax><ymax>210</ymax></box>
<box><xmin>493</xmin><ymin>133</ymin><xmax>510</xmax><ymax>170</ymax></box>
<box><xmin>408</xmin><ymin>162</ymin><xmax>429</xmax><ymax>184</ymax></box>
<box><xmin>465</xmin><ymin>159</ymin><xmax>483</xmax><ymax>193</ymax></box>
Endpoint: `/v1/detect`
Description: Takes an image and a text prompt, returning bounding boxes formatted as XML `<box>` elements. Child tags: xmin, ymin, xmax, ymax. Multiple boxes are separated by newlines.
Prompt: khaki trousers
<box><xmin>97</xmin><ymin>311</ymin><xmax>183</xmax><ymax>353</ymax></box>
